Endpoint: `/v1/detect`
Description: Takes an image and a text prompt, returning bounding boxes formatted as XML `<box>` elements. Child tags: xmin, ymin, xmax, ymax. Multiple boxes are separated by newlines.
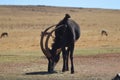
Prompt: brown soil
<box><xmin>0</xmin><ymin>53</ymin><xmax>120</xmax><ymax>80</ymax></box>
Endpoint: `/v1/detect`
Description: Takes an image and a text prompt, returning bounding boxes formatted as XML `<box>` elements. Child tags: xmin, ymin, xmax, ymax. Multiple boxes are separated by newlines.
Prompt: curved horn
<box><xmin>40</xmin><ymin>24</ymin><xmax>56</xmax><ymax>58</ymax></box>
<box><xmin>45</xmin><ymin>25</ymin><xmax>64</xmax><ymax>56</ymax></box>
<box><xmin>45</xmin><ymin>28</ymin><xmax>56</xmax><ymax>57</ymax></box>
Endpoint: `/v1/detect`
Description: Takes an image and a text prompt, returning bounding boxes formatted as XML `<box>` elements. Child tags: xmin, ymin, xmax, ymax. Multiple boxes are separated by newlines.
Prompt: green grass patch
<box><xmin>0</xmin><ymin>48</ymin><xmax>120</xmax><ymax>63</ymax></box>
<box><xmin>75</xmin><ymin>47</ymin><xmax>120</xmax><ymax>56</ymax></box>
<box><xmin>0</xmin><ymin>50</ymin><xmax>43</xmax><ymax>63</ymax></box>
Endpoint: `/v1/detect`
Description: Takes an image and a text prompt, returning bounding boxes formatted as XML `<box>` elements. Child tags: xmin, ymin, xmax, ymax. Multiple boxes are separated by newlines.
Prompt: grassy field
<box><xmin>0</xmin><ymin>5</ymin><xmax>120</xmax><ymax>80</ymax></box>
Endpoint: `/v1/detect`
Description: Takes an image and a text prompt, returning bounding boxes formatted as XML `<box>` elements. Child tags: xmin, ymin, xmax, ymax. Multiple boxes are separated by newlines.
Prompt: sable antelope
<box><xmin>0</xmin><ymin>32</ymin><xmax>8</xmax><ymax>38</ymax></box>
<box><xmin>101</xmin><ymin>30</ymin><xmax>108</xmax><ymax>36</ymax></box>
<box><xmin>40</xmin><ymin>14</ymin><xmax>80</xmax><ymax>74</ymax></box>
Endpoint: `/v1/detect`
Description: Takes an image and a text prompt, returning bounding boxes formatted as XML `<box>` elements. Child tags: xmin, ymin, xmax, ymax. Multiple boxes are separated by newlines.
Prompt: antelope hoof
<box><xmin>71</xmin><ymin>71</ymin><xmax>74</xmax><ymax>74</ymax></box>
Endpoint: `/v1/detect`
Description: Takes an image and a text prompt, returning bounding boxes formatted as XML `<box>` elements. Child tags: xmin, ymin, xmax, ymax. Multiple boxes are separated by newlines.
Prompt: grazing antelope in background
<box><xmin>101</xmin><ymin>30</ymin><xmax>108</xmax><ymax>36</ymax></box>
<box><xmin>0</xmin><ymin>32</ymin><xmax>8</xmax><ymax>38</ymax></box>
<box><xmin>40</xmin><ymin>14</ymin><xmax>80</xmax><ymax>74</ymax></box>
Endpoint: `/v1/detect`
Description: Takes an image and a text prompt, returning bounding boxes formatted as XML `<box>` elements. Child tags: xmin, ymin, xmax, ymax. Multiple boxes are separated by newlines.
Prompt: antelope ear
<box><xmin>56</xmin><ymin>48</ymin><xmax>61</xmax><ymax>55</ymax></box>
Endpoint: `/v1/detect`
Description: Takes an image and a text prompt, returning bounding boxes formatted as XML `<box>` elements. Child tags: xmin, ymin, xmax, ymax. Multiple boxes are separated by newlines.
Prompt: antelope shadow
<box><xmin>25</xmin><ymin>71</ymin><xmax>57</xmax><ymax>75</ymax></box>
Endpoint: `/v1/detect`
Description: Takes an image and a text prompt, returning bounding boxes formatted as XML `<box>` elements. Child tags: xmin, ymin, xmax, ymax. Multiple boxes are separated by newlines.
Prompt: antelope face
<box><xmin>47</xmin><ymin>49</ymin><xmax>61</xmax><ymax>73</ymax></box>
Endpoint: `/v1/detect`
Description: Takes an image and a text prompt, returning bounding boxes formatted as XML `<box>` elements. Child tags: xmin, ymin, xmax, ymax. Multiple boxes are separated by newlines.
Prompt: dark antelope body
<box><xmin>101</xmin><ymin>30</ymin><xmax>108</xmax><ymax>36</ymax></box>
<box><xmin>40</xmin><ymin>14</ymin><xmax>80</xmax><ymax>74</ymax></box>
<box><xmin>0</xmin><ymin>32</ymin><xmax>8</xmax><ymax>38</ymax></box>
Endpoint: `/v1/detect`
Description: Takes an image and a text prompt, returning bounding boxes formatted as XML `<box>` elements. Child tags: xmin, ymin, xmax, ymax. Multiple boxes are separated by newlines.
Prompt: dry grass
<box><xmin>0</xmin><ymin>6</ymin><xmax>120</xmax><ymax>51</ymax></box>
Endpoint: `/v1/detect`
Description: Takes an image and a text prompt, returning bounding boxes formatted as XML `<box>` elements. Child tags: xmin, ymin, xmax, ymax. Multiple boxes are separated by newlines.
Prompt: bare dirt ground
<box><xmin>0</xmin><ymin>53</ymin><xmax>120</xmax><ymax>80</ymax></box>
